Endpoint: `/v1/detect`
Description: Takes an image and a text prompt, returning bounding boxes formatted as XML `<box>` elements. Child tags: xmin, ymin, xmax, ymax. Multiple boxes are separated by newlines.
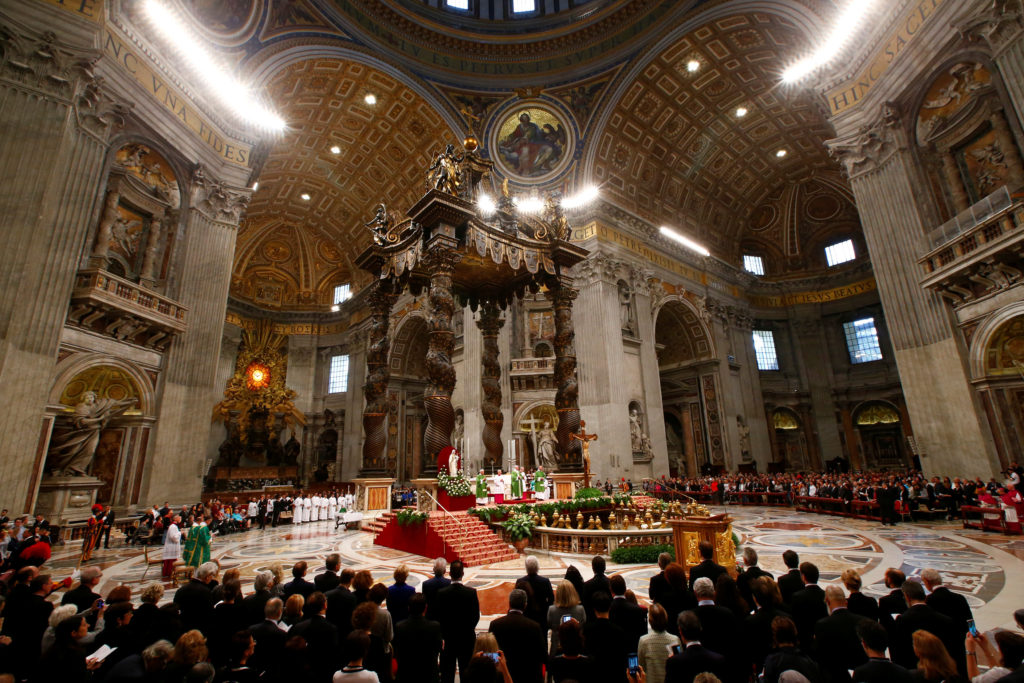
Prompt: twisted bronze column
<box><xmin>477</xmin><ymin>302</ymin><xmax>504</xmax><ymax>469</ymax></box>
<box><xmin>422</xmin><ymin>248</ymin><xmax>460</xmax><ymax>473</ymax></box>
<box><xmin>361</xmin><ymin>280</ymin><xmax>397</xmax><ymax>475</ymax></box>
<box><xmin>548</xmin><ymin>279</ymin><xmax>582</xmax><ymax>470</ymax></box>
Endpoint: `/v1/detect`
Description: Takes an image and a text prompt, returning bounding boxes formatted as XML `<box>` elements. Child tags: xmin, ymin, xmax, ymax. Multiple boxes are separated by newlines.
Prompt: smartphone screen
<box><xmin>561</xmin><ymin>614</ymin><xmax>573</xmax><ymax>623</ymax></box>
<box><xmin>968</xmin><ymin>619</ymin><xmax>979</xmax><ymax>637</ymax></box>
<box><xmin>628</xmin><ymin>653</ymin><xmax>639</xmax><ymax>673</ymax></box>
<box><xmin>487</xmin><ymin>652</ymin><xmax>500</xmax><ymax>663</ymax></box>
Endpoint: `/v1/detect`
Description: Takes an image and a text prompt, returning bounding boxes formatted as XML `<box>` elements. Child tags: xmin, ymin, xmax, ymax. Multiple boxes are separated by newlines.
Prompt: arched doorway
<box><xmin>970</xmin><ymin>312</ymin><xmax>1024</xmax><ymax>468</ymax></box>
<box><xmin>389</xmin><ymin>315</ymin><xmax>430</xmax><ymax>482</ymax></box>
<box><xmin>654</xmin><ymin>299</ymin><xmax>719</xmax><ymax>475</ymax></box>
<box><xmin>853</xmin><ymin>402</ymin><xmax>907</xmax><ymax>469</ymax></box>
<box><xmin>771</xmin><ymin>407</ymin><xmax>809</xmax><ymax>472</ymax></box>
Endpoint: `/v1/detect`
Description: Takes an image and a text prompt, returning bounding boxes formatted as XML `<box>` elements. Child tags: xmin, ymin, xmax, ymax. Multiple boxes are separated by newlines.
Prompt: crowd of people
<box><xmin>1</xmin><ymin>542</ymin><xmax>1023</xmax><ymax>683</ymax></box>
<box><xmin>636</xmin><ymin>465</ymin><xmax>1024</xmax><ymax>528</ymax></box>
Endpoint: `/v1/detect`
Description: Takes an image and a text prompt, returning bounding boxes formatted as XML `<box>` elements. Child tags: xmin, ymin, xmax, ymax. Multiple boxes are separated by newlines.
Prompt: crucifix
<box><xmin>571</xmin><ymin>420</ymin><xmax>598</xmax><ymax>489</ymax></box>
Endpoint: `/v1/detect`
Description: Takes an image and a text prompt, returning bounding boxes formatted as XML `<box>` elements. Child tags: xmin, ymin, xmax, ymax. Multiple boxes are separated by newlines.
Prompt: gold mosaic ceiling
<box><xmin>591</xmin><ymin>12</ymin><xmax>840</xmax><ymax>256</ymax></box>
<box><xmin>234</xmin><ymin>58</ymin><xmax>456</xmax><ymax>308</ymax></box>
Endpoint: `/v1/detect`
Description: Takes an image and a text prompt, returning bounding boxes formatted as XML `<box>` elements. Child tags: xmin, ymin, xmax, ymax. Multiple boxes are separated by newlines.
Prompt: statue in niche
<box><xmin>629</xmin><ymin>408</ymin><xmax>654</xmax><ymax>459</ymax></box>
<box><xmin>619</xmin><ymin>282</ymin><xmax>634</xmax><ymax>334</ymax></box>
<box><xmin>532</xmin><ymin>420</ymin><xmax>559</xmax><ymax>470</ymax></box>
<box><xmin>283</xmin><ymin>433</ymin><xmax>301</xmax><ymax>466</ymax></box>
<box><xmin>737</xmin><ymin>416</ymin><xmax>752</xmax><ymax>461</ymax></box>
<box><xmin>428</xmin><ymin>144</ymin><xmax>464</xmax><ymax>195</ymax></box>
<box><xmin>217</xmin><ymin>422</ymin><xmax>243</xmax><ymax>467</ymax></box>
<box><xmin>451</xmin><ymin>412</ymin><xmax>464</xmax><ymax>446</ymax></box>
<box><xmin>46</xmin><ymin>392</ymin><xmax>137</xmax><ymax>476</ymax></box>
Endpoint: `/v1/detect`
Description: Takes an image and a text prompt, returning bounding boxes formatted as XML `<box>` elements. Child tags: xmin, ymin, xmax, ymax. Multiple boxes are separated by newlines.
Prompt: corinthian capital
<box><xmin>191</xmin><ymin>165</ymin><xmax>250</xmax><ymax>224</ymax></box>
<box><xmin>826</xmin><ymin>103</ymin><xmax>903</xmax><ymax>179</ymax></box>
<box><xmin>956</xmin><ymin>0</ymin><xmax>1024</xmax><ymax>52</ymax></box>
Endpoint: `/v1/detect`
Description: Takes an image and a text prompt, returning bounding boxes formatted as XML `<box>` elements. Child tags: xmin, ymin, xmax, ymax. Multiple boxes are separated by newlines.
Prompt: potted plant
<box><xmin>501</xmin><ymin>513</ymin><xmax>535</xmax><ymax>552</ymax></box>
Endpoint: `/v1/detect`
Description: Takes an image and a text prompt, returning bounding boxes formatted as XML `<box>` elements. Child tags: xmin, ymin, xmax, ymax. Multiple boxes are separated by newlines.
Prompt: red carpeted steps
<box><xmin>361</xmin><ymin>511</ymin><xmax>394</xmax><ymax>535</ymax></box>
<box><xmin>371</xmin><ymin>510</ymin><xmax>519</xmax><ymax>567</ymax></box>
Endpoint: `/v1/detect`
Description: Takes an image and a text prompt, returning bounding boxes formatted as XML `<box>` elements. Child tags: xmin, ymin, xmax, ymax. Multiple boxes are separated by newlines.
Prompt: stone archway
<box><xmin>852</xmin><ymin>401</ymin><xmax>908</xmax><ymax>470</ymax></box>
<box><xmin>970</xmin><ymin>309</ymin><xmax>1024</xmax><ymax>468</ymax></box>
<box><xmin>654</xmin><ymin>298</ymin><xmax>719</xmax><ymax>474</ymax></box>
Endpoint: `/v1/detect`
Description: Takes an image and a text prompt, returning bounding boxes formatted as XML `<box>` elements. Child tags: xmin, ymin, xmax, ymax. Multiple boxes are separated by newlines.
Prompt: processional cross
<box><xmin>570</xmin><ymin>420</ymin><xmax>598</xmax><ymax>489</ymax></box>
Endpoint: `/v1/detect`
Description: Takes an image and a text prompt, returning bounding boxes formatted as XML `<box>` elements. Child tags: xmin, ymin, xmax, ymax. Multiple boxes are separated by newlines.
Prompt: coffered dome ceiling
<box><xmin>218</xmin><ymin>0</ymin><xmax>858</xmax><ymax>308</ymax></box>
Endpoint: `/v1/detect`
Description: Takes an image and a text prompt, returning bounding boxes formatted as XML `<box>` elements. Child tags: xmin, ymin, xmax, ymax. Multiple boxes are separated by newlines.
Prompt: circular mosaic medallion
<box><xmin>489</xmin><ymin>101</ymin><xmax>574</xmax><ymax>183</ymax></box>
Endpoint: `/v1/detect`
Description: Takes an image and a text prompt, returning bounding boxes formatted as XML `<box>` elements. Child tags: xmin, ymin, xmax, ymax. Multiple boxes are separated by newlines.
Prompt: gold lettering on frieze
<box><xmin>826</xmin><ymin>0</ymin><xmax>945</xmax><ymax>115</ymax></box>
<box><xmin>33</xmin><ymin>0</ymin><xmax>103</xmax><ymax>22</ymax></box>
<box><xmin>102</xmin><ymin>28</ymin><xmax>253</xmax><ymax>167</ymax></box>
<box><xmin>747</xmin><ymin>278</ymin><xmax>877</xmax><ymax>308</ymax></box>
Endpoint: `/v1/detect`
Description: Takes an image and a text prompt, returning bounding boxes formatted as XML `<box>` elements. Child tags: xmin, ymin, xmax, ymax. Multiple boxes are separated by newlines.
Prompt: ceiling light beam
<box><xmin>660</xmin><ymin>226</ymin><xmax>710</xmax><ymax>257</ymax></box>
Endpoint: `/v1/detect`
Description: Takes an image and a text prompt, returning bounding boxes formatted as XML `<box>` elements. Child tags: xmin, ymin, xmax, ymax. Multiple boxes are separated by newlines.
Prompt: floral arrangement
<box><xmin>437</xmin><ymin>471</ymin><xmax>472</xmax><ymax>497</ymax></box>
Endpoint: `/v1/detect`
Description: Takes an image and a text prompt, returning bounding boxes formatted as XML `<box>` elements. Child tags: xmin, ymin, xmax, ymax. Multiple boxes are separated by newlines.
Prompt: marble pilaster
<box><xmin>340</xmin><ymin>329</ymin><xmax>368</xmax><ymax>482</ymax></box>
<box><xmin>143</xmin><ymin>168</ymin><xmax>249</xmax><ymax>502</ymax></box>
<box><xmin>0</xmin><ymin>23</ymin><xmax>128</xmax><ymax>512</ymax></box>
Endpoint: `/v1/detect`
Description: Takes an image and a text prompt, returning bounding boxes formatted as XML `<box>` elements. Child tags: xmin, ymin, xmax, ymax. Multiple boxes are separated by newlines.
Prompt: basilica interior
<box><xmin>4</xmin><ymin>0</ymin><xmax>1023</xmax><ymax>516</ymax></box>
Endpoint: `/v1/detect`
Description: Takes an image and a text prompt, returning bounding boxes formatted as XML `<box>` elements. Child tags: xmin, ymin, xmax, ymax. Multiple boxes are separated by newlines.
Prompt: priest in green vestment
<box><xmin>183</xmin><ymin>515</ymin><xmax>212</xmax><ymax>567</ymax></box>
<box><xmin>475</xmin><ymin>469</ymin><xmax>489</xmax><ymax>504</ymax></box>
<box><xmin>534</xmin><ymin>468</ymin><xmax>547</xmax><ymax>500</ymax></box>
<box><xmin>510</xmin><ymin>467</ymin><xmax>522</xmax><ymax>499</ymax></box>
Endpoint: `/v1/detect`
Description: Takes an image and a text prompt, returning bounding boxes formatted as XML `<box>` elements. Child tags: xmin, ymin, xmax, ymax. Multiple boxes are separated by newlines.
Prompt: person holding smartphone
<box><xmin>966</xmin><ymin>629</ymin><xmax>1024</xmax><ymax>683</ymax></box>
<box><xmin>468</xmin><ymin>634</ymin><xmax>513</xmax><ymax>683</ymax></box>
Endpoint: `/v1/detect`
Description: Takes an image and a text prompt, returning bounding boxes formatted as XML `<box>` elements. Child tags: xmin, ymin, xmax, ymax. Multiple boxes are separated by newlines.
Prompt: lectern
<box><xmin>669</xmin><ymin>513</ymin><xmax>737</xmax><ymax>577</ymax></box>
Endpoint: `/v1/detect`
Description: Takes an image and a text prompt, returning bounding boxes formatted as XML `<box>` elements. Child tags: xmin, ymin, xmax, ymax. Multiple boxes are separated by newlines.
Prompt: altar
<box><xmin>669</xmin><ymin>513</ymin><xmax>737</xmax><ymax>575</ymax></box>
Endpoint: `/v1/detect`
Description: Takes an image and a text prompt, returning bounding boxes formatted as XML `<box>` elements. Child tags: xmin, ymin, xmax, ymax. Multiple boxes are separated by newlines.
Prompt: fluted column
<box><xmin>828</xmin><ymin>113</ymin><xmax>998</xmax><ymax>478</ymax></box>
<box><xmin>0</xmin><ymin>24</ymin><xmax>128</xmax><ymax>512</ymax></box>
<box><xmin>547</xmin><ymin>276</ymin><xmax>582</xmax><ymax>470</ymax></box>
<box><xmin>341</xmin><ymin>329</ymin><xmax>368</xmax><ymax>481</ymax></box>
<box><xmin>960</xmin><ymin>8</ymin><xmax>1024</xmax><ymax>129</ymax></box>
<box><xmin>477</xmin><ymin>302</ymin><xmax>504</xmax><ymax>469</ymax></box>
<box><xmin>143</xmin><ymin>168</ymin><xmax>249</xmax><ymax>502</ymax></box>
<box><xmin>90</xmin><ymin>188</ymin><xmax>121</xmax><ymax>266</ymax></box>
<box><xmin>421</xmin><ymin>248</ymin><xmax>460</xmax><ymax>474</ymax></box>
<box><xmin>359</xmin><ymin>282</ymin><xmax>397</xmax><ymax>475</ymax></box>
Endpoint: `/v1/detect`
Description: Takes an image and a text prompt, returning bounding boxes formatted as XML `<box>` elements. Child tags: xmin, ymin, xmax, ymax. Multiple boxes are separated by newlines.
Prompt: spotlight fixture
<box><xmin>659</xmin><ymin>226</ymin><xmax>710</xmax><ymax>257</ymax></box>
<box><xmin>142</xmin><ymin>0</ymin><xmax>285</xmax><ymax>132</ymax></box>
<box><xmin>775</xmin><ymin>149</ymin><xmax>787</xmax><ymax>158</ymax></box>
<box><xmin>477</xmin><ymin>194</ymin><xmax>497</xmax><ymax>216</ymax></box>
<box><xmin>300</xmin><ymin>193</ymin><xmax>311</xmax><ymax>201</ymax></box>
<box><xmin>687</xmin><ymin>60</ymin><xmax>701</xmax><ymax>73</ymax></box>
<box><xmin>735</xmin><ymin>107</ymin><xmax>748</xmax><ymax>117</ymax></box>
<box><xmin>364</xmin><ymin>94</ymin><xmax>377</xmax><ymax>105</ymax></box>
<box><xmin>782</xmin><ymin>0</ymin><xmax>877</xmax><ymax>83</ymax></box>
<box><xmin>330</xmin><ymin>145</ymin><xmax>341</xmax><ymax>154</ymax></box>
<box><xmin>561</xmin><ymin>185</ymin><xmax>600</xmax><ymax>210</ymax></box>
<box><xmin>515</xmin><ymin>196</ymin><xmax>544</xmax><ymax>214</ymax></box>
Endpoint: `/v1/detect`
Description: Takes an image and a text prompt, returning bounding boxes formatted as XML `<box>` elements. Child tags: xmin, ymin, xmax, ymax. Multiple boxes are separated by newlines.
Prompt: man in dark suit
<box><xmin>665</xmin><ymin>610</ymin><xmax>727</xmax><ymax>683</ymax></box>
<box><xmin>778</xmin><ymin>549</ymin><xmax>804</xmax><ymax>605</ymax></box>
<box><xmin>890</xmin><ymin>580</ymin><xmax>964</xmax><ymax>675</ymax></box>
<box><xmin>878</xmin><ymin>568</ymin><xmax>908</xmax><ymax>630</ymax></box>
<box><xmin>520</xmin><ymin>555</ymin><xmax>554</xmax><ymax>636</ymax></box>
<box><xmin>582</xmin><ymin>591</ymin><xmax>628</xmax><ymax>683</ymax></box>
<box><xmin>489</xmin><ymin>588</ymin><xmax>546</xmax><ymax>683</ymax></box>
<box><xmin>692</xmin><ymin>577</ymin><xmax>743</xmax><ymax>681</ymax></box>
<box><xmin>688</xmin><ymin>540</ymin><xmax>727</xmax><ymax>590</ymax></box>
<box><xmin>813</xmin><ymin>585</ymin><xmax>870</xmax><ymax>683</ymax></box>
<box><xmin>174</xmin><ymin>562</ymin><xmax>216</xmax><ymax>634</ymax></box>
<box><xmin>61</xmin><ymin>565</ymin><xmax>103</xmax><ymax>614</ymax></box>
<box><xmin>921</xmin><ymin>568</ymin><xmax>973</xmax><ymax>636</ymax></box>
<box><xmin>282</xmin><ymin>560</ymin><xmax>316</xmax><ymax>599</ymax></box>
<box><xmin>583</xmin><ymin>555</ymin><xmax>611</xmax><ymax>621</ymax></box>
<box><xmin>393</xmin><ymin>593</ymin><xmax>443</xmax><ymax>683</ymax></box>
<box><xmin>242</xmin><ymin>570</ymin><xmax>274</xmax><ymax>626</ymax></box>
<box><xmin>7</xmin><ymin>573</ymin><xmax>54</xmax><ymax>668</ymax></box>
<box><xmin>437</xmin><ymin>560</ymin><xmax>479</xmax><ymax>683</ymax></box>
<box><xmin>648</xmin><ymin>552</ymin><xmax>672</xmax><ymax>607</ymax></box>
<box><xmin>326</xmin><ymin>568</ymin><xmax>357</xmax><ymax>637</ymax></box>
<box><xmin>313</xmin><ymin>553</ymin><xmax>342</xmax><ymax>593</ymax></box>
<box><xmin>790</xmin><ymin>562</ymin><xmax>828</xmax><ymax>651</ymax></box>
<box><xmin>609</xmin><ymin>574</ymin><xmax>648</xmax><ymax>654</ymax></box>
<box><xmin>736</xmin><ymin>547</ymin><xmax>771</xmax><ymax>608</ymax></box>
<box><xmin>422</xmin><ymin>558</ymin><xmax>451</xmax><ymax>623</ymax></box>
<box><xmin>852</xmin><ymin>620</ymin><xmax>913</xmax><ymax>683</ymax></box>
<box><xmin>291</xmin><ymin>592</ymin><xmax>339</xmax><ymax>681</ymax></box>
<box><xmin>248</xmin><ymin>597</ymin><xmax>288</xmax><ymax>680</ymax></box>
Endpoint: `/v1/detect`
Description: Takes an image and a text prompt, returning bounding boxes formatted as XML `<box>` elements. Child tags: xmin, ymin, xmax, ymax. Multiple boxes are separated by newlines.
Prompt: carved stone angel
<box><xmin>365</xmin><ymin>203</ymin><xmax>398</xmax><ymax>245</ymax></box>
<box><xmin>428</xmin><ymin>144</ymin><xmax>464</xmax><ymax>195</ymax></box>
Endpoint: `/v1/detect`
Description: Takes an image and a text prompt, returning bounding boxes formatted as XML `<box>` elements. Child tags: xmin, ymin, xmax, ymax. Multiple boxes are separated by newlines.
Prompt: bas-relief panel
<box><xmin>528</xmin><ymin>310</ymin><xmax>554</xmax><ymax>348</ymax></box>
<box><xmin>956</xmin><ymin>127</ymin><xmax>1011</xmax><ymax>203</ymax></box>
<box><xmin>916</xmin><ymin>63</ymin><xmax>992</xmax><ymax>142</ymax></box>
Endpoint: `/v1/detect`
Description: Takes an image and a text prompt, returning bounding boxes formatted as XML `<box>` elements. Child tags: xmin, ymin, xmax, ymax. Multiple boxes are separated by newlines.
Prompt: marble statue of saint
<box><xmin>448</xmin><ymin>448</ymin><xmax>461</xmax><ymax>477</ymax></box>
<box><xmin>533</xmin><ymin>420</ymin><xmax>558</xmax><ymax>470</ymax></box>
<box><xmin>451</xmin><ymin>412</ymin><xmax>464</xmax><ymax>445</ymax></box>
<box><xmin>737</xmin><ymin>416</ymin><xmax>752</xmax><ymax>460</ymax></box>
<box><xmin>619</xmin><ymin>282</ymin><xmax>633</xmax><ymax>332</ymax></box>
<box><xmin>629</xmin><ymin>409</ymin><xmax>655</xmax><ymax>458</ymax></box>
<box><xmin>46</xmin><ymin>391</ymin><xmax>136</xmax><ymax>476</ymax></box>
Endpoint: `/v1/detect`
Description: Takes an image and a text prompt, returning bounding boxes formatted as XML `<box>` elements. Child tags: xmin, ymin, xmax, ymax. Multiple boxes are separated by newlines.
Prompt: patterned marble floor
<box><xmin>42</xmin><ymin>506</ymin><xmax>1024</xmax><ymax>632</ymax></box>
